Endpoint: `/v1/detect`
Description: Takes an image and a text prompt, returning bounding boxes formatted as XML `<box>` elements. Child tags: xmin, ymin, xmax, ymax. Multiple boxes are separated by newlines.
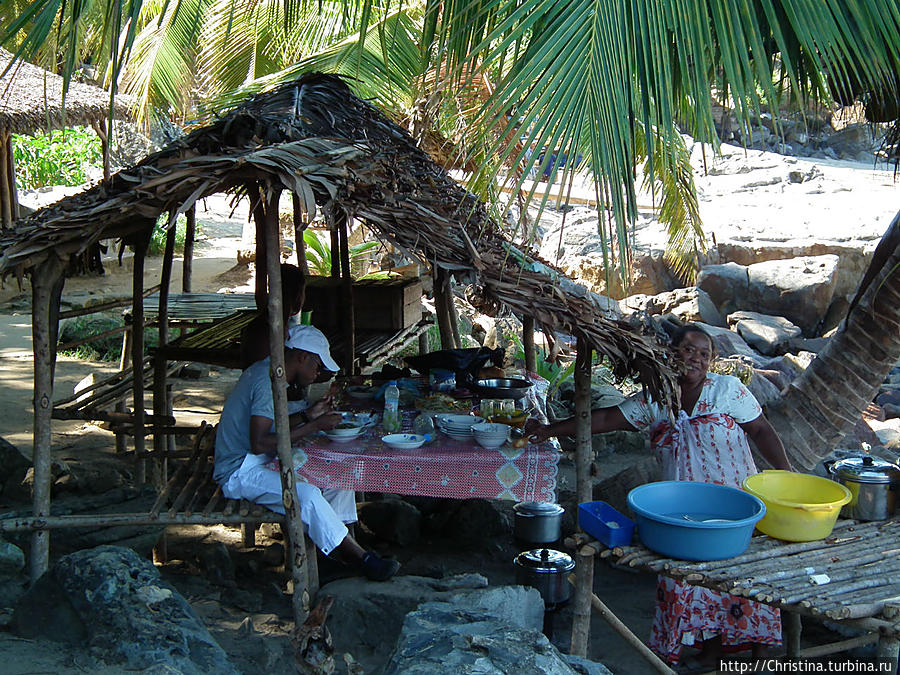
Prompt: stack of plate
<box><xmin>436</xmin><ymin>414</ymin><xmax>479</xmax><ymax>441</ymax></box>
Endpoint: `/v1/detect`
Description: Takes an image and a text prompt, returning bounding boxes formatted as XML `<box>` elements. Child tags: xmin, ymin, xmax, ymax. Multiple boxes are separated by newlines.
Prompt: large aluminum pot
<box><xmin>513</xmin><ymin>548</ymin><xmax>574</xmax><ymax>608</ymax></box>
<box><xmin>513</xmin><ymin>502</ymin><xmax>564</xmax><ymax>544</ymax></box>
<box><xmin>827</xmin><ymin>455</ymin><xmax>900</xmax><ymax>521</ymax></box>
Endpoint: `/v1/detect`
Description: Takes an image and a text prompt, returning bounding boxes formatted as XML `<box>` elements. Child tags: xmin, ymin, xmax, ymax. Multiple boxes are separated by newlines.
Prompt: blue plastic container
<box><xmin>578</xmin><ymin>501</ymin><xmax>635</xmax><ymax>547</ymax></box>
<box><xmin>627</xmin><ymin>481</ymin><xmax>766</xmax><ymax>561</ymax></box>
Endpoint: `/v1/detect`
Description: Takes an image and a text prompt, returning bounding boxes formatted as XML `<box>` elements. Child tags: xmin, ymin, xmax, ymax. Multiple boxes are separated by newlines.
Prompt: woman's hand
<box><xmin>525</xmin><ymin>419</ymin><xmax>552</xmax><ymax>443</ymax></box>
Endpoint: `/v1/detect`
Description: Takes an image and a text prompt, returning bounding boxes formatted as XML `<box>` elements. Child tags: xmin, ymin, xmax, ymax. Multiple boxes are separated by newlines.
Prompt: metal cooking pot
<box><xmin>475</xmin><ymin>378</ymin><xmax>533</xmax><ymax>400</ymax></box>
<box><xmin>827</xmin><ymin>455</ymin><xmax>900</xmax><ymax>521</ymax></box>
<box><xmin>513</xmin><ymin>548</ymin><xmax>574</xmax><ymax>608</ymax></box>
<box><xmin>514</xmin><ymin>502</ymin><xmax>564</xmax><ymax>544</ymax></box>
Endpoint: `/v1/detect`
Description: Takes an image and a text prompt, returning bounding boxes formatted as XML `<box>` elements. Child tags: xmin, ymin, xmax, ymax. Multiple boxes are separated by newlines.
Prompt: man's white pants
<box><xmin>222</xmin><ymin>453</ymin><xmax>355</xmax><ymax>555</ymax></box>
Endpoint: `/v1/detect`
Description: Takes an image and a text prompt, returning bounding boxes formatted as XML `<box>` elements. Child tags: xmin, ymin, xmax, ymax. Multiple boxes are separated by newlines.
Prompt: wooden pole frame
<box><xmin>131</xmin><ymin>235</ymin><xmax>150</xmax><ymax>484</ymax></box>
<box><xmin>29</xmin><ymin>255</ymin><xmax>65</xmax><ymax>581</ymax></box>
<box><xmin>153</xmin><ymin>211</ymin><xmax>177</xmax><ymax>479</ymax></box>
<box><xmin>569</xmin><ymin>335</ymin><xmax>595</xmax><ymax>654</ymax></box>
<box><xmin>182</xmin><ymin>206</ymin><xmax>196</xmax><ymax>293</ymax></box>
<box><xmin>337</xmin><ymin>213</ymin><xmax>355</xmax><ymax>374</ymax></box>
<box><xmin>292</xmin><ymin>193</ymin><xmax>310</xmax><ymax>276</ymax></box>
<box><xmin>523</xmin><ymin>316</ymin><xmax>536</xmax><ymax>374</ymax></box>
<box><xmin>260</xmin><ymin>183</ymin><xmax>312</xmax><ymax>624</ymax></box>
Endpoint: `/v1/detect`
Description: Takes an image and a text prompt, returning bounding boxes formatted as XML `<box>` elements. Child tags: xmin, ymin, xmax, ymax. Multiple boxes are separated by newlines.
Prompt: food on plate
<box><xmin>335</xmin><ymin>421</ymin><xmax>359</xmax><ymax>430</ymax></box>
<box><xmin>414</xmin><ymin>393</ymin><xmax>471</xmax><ymax>413</ymax></box>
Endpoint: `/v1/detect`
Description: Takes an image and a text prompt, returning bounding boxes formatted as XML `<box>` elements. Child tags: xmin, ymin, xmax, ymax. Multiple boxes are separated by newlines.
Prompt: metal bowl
<box><xmin>475</xmin><ymin>377</ymin><xmax>533</xmax><ymax>400</ymax></box>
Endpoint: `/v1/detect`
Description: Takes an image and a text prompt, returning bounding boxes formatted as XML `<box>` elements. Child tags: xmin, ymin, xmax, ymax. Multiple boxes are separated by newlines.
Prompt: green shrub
<box><xmin>13</xmin><ymin>126</ymin><xmax>102</xmax><ymax>189</ymax></box>
<box><xmin>59</xmin><ymin>313</ymin><xmax>159</xmax><ymax>362</ymax></box>
<box><xmin>148</xmin><ymin>213</ymin><xmax>197</xmax><ymax>255</ymax></box>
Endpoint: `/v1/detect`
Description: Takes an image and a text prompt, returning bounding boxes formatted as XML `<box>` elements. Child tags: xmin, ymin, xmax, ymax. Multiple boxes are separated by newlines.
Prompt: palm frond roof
<box><xmin>0</xmin><ymin>49</ymin><xmax>130</xmax><ymax>133</ymax></box>
<box><xmin>0</xmin><ymin>72</ymin><xmax>677</xmax><ymax>404</ymax></box>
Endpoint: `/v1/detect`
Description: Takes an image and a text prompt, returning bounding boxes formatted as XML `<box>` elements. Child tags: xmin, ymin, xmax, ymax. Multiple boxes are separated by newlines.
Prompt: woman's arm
<box><xmin>527</xmin><ymin>406</ymin><xmax>638</xmax><ymax>443</ymax></box>
<box><xmin>740</xmin><ymin>415</ymin><xmax>793</xmax><ymax>471</ymax></box>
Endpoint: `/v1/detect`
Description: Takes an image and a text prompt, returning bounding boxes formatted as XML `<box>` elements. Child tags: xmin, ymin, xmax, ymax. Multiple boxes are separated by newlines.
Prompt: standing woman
<box><xmin>527</xmin><ymin>324</ymin><xmax>792</xmax><ymax>668</ymax></box>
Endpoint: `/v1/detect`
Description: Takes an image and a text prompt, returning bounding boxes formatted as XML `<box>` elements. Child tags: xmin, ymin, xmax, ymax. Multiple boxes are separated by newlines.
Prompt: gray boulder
<box><xmin>384</xmin><ymin>586</ymin><xmax>611</xmax><ymax>675</ymax></box>
<box><xmin>699</xmin><ymin>255</ymin><xmax>839</xmax><ymax>335</ymax></box>
<box><xmin>727</xmin><ymin>311</ymin><xmax>802</xmax><ymax>356</ymax></box>
<box><xmin>12</xmin><ymin>545</ymin><xmax>236</xmax><ymax>674</ymax></box>
<box><xmin>359</xmin><ymin>497</ymin><xmax>423</xmax><ymax>546</ymax></box>
<box><xmin>621</xmin><ymin>287</ymin><xmax>724</xmax><ymax>326</ymax></box>
<box><xmin>0</xmin><ymin>539</ymin><xmax>25</xmax><ymax>578</ymax></box>
<box><xmin>694</xmin><ymin>322</ymin><xmax>765</xmax><ymax>365</ymax></box>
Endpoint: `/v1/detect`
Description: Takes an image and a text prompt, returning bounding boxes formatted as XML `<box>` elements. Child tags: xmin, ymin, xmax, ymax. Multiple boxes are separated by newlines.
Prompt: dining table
<box><xmin>264</xmin><ymin>415</ymin><xmax>560</xmax><ymax>503</ymax></box>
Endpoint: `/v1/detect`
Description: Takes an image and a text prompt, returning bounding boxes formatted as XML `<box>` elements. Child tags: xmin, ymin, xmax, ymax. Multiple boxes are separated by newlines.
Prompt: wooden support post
<box><xmin>569</xmin><ymin>336</ymin><xmax>595</xmax><ymax>657</ymax></box>
<box><xmin>248</xmin><ymin>184</ymin><xmax>268</xmax><ymax>311</ymax></box>
<box><xmin>337</xmin><ymin>213</ymin><xmax>355</xmax><ymax>374</ymax></box>
<box><xmin>91</xmin><ymin>117</ymin><xmax>111</xmax><ymax>181</ymax></box>
<box><xmin>418</xmin><ymin>311</ymin><xmax>430</xmax><ymax>355</ymax></box>
<box><xmin>574</xmin><ymin>576</ymin><xmax>676</xmax><ymax>675</ymax></box>
<box><xmin>262</xmin><ymin>185</ymin><xmax>311</xmax><ymax>624</ymax></box>
<box><xmin>132</xmin><ymin>238</ymin><xmax>148</xmax><ymax>484</ymax></box>
<box><xmin>330</xmin><ymin>225</ymin><xmax>340</xmax><ymax>279</ymax></box>
<box><xmin>0</xmin><ymin>131</ymin><xmax>13</xmax><ymax>227</ymax></box>
<box><xmin>292</xmin><ymin>193</ymin><xmax>310</xmax><ymax>276</ymax></box>
<box><xmin>434</xmin><ymin>267</ymin><xmax>457</xmax><ymax>350</ymax></box>
<box><xmin>574</xmin><ymin>336</ymin><xmax>593</xmax><ymax>506</ymax></box>
<box><xmin>241</xmin><ymin>523</ymin><xmax>257</xmax><ymax>548</ymax></box>
<box><xmin>30</xmin><ymin>257</ymin><xmax>64</xmax><ymax>581</ymax></box>
<box><xmin>523</xmin><ymin>316</ymin><xmax>536</xmax><ymax>374</ymax></box>
<box><xmin>784</xmin><ymin>610</ymin><xmax>802</xmax><ymax>657</ymax></box>
<box><xmin>875</xmin><ymin>635</ymin><xmax>899</xmax><ymax>673</ymax></box>
<box><xmin>153</xmin><ymin>213</ymin><xmax>177</xmax><ymax>485</ymax></box>
<box><xmin>569</xmin><ymin>548</ymin><xmax>595</xmax><ymax>657</ymax></box>
<box><xmin>182</xmin><ymin>206</ymin><xmax>195</xmax><ymax>293</ymax></box>
<box><xmin>116</xmin><ymin>315</ymin><xmax>133</xmax><ymax>454</ymax></box>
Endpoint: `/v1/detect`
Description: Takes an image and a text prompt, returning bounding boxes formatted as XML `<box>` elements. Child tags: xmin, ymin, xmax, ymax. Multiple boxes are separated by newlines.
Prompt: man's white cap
<box><xmin>285</xmin><ymin>324</ymin><xmax>339</xmax><ymax>372</ymax></box>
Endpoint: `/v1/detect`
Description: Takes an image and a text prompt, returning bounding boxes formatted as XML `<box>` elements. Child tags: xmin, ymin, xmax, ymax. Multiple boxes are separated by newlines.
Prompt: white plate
<box><xmin>435</xmin><ymin>414</ymin><xmax>478</xmax><ymax>427</ymax></box>
<box><xmin>382</xmin><ymin>433</ymin><xmax>427</xmax><ymax>450</ymax></box>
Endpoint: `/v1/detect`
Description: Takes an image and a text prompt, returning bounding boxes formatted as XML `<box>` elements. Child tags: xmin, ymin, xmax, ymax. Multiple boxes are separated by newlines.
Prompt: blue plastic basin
<box><xmin>627</xmin><ymin>481</ymin><xmax>766</xmax><ymax>561</ymax></box>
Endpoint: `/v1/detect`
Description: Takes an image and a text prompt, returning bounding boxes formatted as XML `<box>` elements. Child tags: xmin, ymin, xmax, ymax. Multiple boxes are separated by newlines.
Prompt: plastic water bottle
<box><xmin>413</xmin><ymin>412</ymin><xmax>435</xmax><ymax>441</ymax></box>
<box><xmin>383</xmin><ymin>380</ymin><xmax>401</xmax><ymax>433</ymax></box>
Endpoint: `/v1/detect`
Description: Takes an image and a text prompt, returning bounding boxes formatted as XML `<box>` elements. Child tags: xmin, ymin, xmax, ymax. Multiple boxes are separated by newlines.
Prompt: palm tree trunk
<box><xmin>767</xmin><ymin>210</ymin><xmax>900</xmax><ymax>471</ymax></box>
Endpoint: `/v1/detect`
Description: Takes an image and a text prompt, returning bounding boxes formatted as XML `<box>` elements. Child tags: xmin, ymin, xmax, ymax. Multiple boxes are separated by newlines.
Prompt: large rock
<box><xmin>0</xmin><ymin>436</ymin><xmax>31</xmax><ymax>502</ymax></box>
<box><xmin>726</xmin><ymin>311</ymin><xmax>802</xmax><ymax>356</ymax></box>
<box><xmin>693</xmin><ymin>322</ymin><xmax>765</xmax><ymax>365</ymax></box>
<box><xmin>12</xmin><ymin>546</ymin><xmax>236</xmax><ymax>674</ymax></box>
<box><xmin>698</xmin><ymin>255</ymin><xmax>839</xmax><ymax>335</ymax></box>
<box><xmin>621</xmin><ymin>287</ymin><xmax>725</xmax><ymax>326</ymax></box>
<box><xmin>322</xmin><ymin>573</ymin><xmax>497</xmax><ymax>672</ymax></box>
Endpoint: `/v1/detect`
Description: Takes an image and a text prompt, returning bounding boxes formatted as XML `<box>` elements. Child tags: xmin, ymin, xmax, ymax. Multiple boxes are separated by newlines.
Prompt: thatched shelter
<box><xmin>0</xmin><ymin>72</ymin><xmax>677</xmax><ymax>625</ymax></box>
<box><xmin>0</xmin><ymin>48</ymin><xmax>132</xmax><ymax>226</ymax></box>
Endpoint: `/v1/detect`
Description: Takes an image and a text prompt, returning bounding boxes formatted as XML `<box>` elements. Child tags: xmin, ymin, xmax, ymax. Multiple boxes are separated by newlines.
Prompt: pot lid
<box><xmin>514</xmin><ymin>548</ymin><xmax>575</xmax><ymax>573</ymax></box>
<box><xmin>514</xmin><ymin>501</ymin><xmax>564</xmax><ymax>516</ymax></box>
<box><xmin>832</xmin><ymin>456</ymin><xmax>900</xmax><ymax>484</ymax></box>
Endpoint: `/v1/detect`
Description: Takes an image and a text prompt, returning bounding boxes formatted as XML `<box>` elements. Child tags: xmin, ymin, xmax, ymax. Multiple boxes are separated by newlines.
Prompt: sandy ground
<box><xmin>0</xmin><ymin>150</ymin><xmax>897</xmax><ymax>672</ymax></box>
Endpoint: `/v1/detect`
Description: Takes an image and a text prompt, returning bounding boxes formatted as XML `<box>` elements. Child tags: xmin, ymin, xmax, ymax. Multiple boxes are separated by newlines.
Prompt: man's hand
<box><xmin>307</xmin><ymin>395</ymin><xmax>335</xmax><ymax>419</ymax></box>
<box><xmin>310</xmin><ymin>411</ymin><xmax>342</xmax><ymax>432</ymax></box>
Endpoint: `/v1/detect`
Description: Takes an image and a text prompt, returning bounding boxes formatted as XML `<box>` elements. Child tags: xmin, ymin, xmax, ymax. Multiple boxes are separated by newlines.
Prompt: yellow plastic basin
<box><xmin>742</xmin><ymin>470</ymin><xmax>851</xmax><ymax>542</ymax></box>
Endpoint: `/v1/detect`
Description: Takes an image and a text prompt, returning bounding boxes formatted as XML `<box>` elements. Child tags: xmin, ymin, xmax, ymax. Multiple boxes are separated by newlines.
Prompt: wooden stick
<box><xmin>796</xmin><ymin>632</ymin><xmax>879</xmax><ymax>658</ymax></box>
<box><xmin>0</xmin><ymin>512</ymin><xmax>283</xmax><ymax>531</ymax></box>
<box><xmin>569</xmin><ymin>550</ymin><xmax>594</xmax><ymax>657</ymax></box>
<box><xmin>573</xmin><ymin>576</ymin><xmax>676</xmax><ymax>675</ymax></box>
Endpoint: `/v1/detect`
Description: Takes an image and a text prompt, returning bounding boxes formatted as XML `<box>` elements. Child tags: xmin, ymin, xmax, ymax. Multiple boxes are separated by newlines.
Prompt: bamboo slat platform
<box><xmin>51</xmin><ymin>355</ymin><xmax>183</xmax><ymax>431</ymax></box>
<box><xmin>137</xmin><ymin>292</ymin><xmax>257</xmax><ymax>323</ymax></box>
<box><xmin>591</xmin><ymin>518</ymin><xmax>900</xmax><ymax>630</ymax></box>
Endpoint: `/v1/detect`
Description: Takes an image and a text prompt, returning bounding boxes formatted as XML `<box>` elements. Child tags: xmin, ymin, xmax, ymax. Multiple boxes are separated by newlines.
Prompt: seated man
<box><xmin>214</xmin><ymin>324</ymin><xmax>399</xmax><ymax>581</ymax></box>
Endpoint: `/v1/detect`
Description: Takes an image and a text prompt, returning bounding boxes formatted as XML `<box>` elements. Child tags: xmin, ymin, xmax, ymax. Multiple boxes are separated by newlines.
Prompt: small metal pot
<box><xmin>827</xmin><ymin>455</ymin><xmax>900</xmax><ymax>521</ymax></box>
<box><xmin>513</xmin><ymin>548</ymin><xmax>574</xmax><ymax>608</ymax></box>
<box><xmin>513</xmin><ymin>502</ymin><xmax>564</xmax><ymax>544</ymax></box>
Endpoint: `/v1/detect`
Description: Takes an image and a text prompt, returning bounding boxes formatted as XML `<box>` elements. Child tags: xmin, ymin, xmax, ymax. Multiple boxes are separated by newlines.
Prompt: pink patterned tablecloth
<box><xmin>267</xmin><ymin>426</ymin><xmax>559</xmax><ymax>502</ymax></box>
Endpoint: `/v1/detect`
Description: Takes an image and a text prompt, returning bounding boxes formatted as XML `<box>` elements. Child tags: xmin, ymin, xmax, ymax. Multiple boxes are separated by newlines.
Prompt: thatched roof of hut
<box><xmin>0</xmin><ymin>72</ymin><xmax>677</xmax><ymax>405</ymax></box>
<box><xmin>0</xmin><ymin>49</ymin><xmax>130</xmax><ymax>134</ymax></box>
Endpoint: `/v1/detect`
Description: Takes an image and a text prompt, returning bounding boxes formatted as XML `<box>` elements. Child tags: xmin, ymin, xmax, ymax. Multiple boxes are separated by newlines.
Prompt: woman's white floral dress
<box><xmin>619</xmin><ymin>372</ymin><xmax>782</xmax><ymax>663</ymax></box>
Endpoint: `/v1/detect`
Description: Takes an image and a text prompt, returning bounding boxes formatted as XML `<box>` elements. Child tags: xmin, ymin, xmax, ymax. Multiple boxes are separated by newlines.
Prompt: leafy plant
<box><xmin>58</xmin><ymin>313</ymin><xmax>159</xmax><ymax>362</ymax></box>
<box><xmin>302</xmin><ymin>229</ymin><xmax>391</xmax><ymax>279</ymax></box>
<box><xmin>13</xmin><ymin>126</ymin><xmax>102</xmax><ymax>189</ymax></box>
<box><xmin>148</xmin><ymin>213</ymin><xmax>201</xmax><ymax>255</ymax></box>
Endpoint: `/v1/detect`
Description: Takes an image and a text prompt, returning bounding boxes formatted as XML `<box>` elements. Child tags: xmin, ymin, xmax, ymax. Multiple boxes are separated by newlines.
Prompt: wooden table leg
<box><xmin>784</xmin><ymin>610</ymin><xmax>802</xmax><ymax>657</ymax></box>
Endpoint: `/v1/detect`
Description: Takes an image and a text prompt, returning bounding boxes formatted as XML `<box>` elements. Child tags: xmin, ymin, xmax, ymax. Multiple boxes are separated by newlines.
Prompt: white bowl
<box><xmin>382</xmin><ymin>433</ymin><xmax>427</xmax><ymax>450</ymax></box>
<box><xmin>324</xmin><ymin>425</ymin><xmax>365</xmax><ymax>442</ymax></box>
<box><xmin>473</xmin><ymin>435</ymin><xmax>507</xmax><ymax>449</ymax></box>
<box><xmin>471</xmin><ymin>422</ymin><xmax>511</xmax><ymax>438</ymax></box>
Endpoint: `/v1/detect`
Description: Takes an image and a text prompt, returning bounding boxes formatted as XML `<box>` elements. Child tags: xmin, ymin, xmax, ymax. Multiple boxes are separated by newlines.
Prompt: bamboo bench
<box><xmin>0</xmin><ymin>422</ymin><xmax>320</xmax><ymax>592</ymax></box>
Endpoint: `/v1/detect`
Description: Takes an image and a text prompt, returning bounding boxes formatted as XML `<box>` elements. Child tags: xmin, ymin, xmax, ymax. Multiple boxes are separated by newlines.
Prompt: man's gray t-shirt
<box><xmin>214</xmin><ymin>359</ymin><xmax>275</xmax><ymax>484</ymax></box>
